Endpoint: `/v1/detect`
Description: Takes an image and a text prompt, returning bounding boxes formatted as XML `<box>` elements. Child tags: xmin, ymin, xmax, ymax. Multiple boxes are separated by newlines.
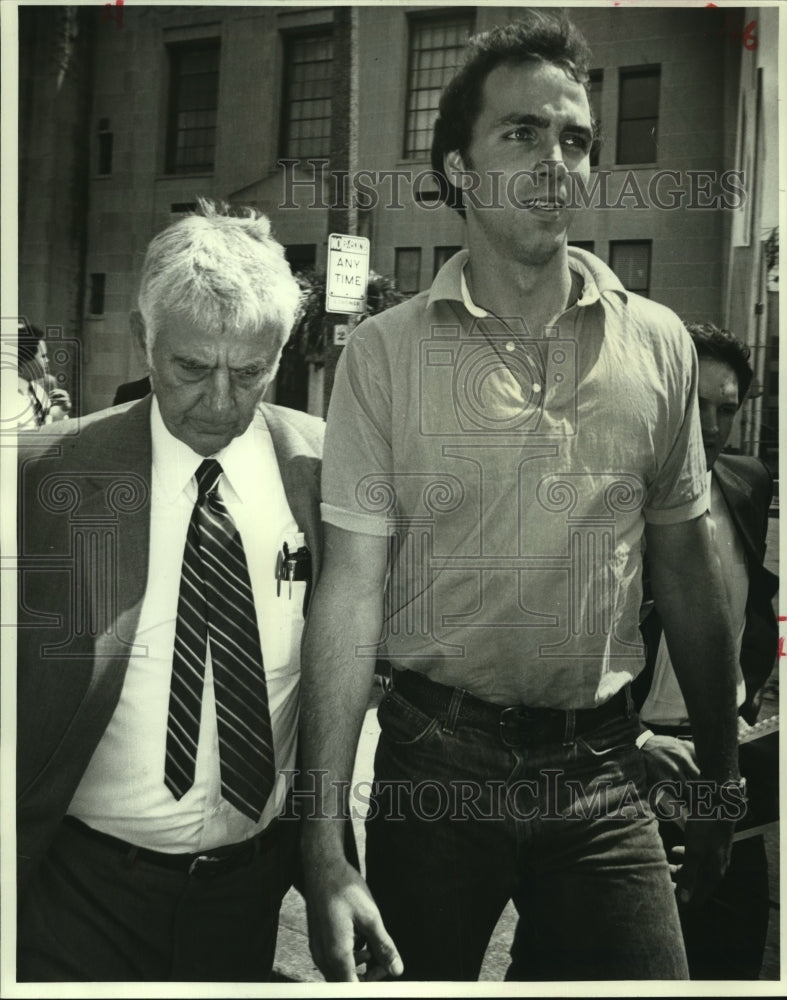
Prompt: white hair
<box><xmin>137</xmin><ymin>199</ymin><xmax>301</xmax><ymax>357</ymax></box>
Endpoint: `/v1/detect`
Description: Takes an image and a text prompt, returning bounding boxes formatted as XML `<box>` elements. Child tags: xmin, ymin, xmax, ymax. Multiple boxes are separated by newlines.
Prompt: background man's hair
<box><xmin>137</xmin><ymin>197</ymin><xmax>301</xmax><ymax>356</ymax></box>
<box><xmin>685</xmin><ymin>321</ymin><xmax>754</xmax><ymax>405</ymax></box>
<box><xmin>17</xmin><ymin>320</ymin><xmax>45</xmax><ymax>370</ymax></box>
<box><xmin>430</xmin><ymin>11</ymin><xmax>593</xmax><ymax>217</ymax></box>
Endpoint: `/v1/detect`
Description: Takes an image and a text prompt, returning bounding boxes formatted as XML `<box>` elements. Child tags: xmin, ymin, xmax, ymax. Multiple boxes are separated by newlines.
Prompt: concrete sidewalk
<box><xmin>274</xmin><ymin>675</ymin><xmax>781</xmax><ymax>983</ymax></box>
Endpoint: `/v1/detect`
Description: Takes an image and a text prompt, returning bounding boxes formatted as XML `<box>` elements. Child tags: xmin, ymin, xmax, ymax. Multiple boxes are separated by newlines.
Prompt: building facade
<box><xmin>17</xmin><ymin>4</ymin><xmax>779</xmax><ymax>468</ymax></box>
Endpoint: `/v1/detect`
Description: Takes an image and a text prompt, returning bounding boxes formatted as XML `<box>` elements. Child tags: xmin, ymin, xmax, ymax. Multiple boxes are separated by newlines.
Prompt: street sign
<box><xmin>326</xmin><ymin>233</ymin><xmax>370</xmax><ymax>314</ymax></box>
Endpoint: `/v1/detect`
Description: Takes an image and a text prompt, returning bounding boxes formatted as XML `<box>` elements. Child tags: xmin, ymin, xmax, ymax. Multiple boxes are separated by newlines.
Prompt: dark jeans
<box><xmin>365</xmin><ymin>685</ymin><xmax>688</xmax><ymax>981</ymax></box>
<box><xmin>17</xmin><ymin>815</ymin><xmax>298</xmax><ymax>982</ymax></box>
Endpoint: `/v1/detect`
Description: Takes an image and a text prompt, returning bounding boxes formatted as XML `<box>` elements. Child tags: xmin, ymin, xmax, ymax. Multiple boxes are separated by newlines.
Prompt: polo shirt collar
<box><xmin>427</xmin><ymin>245</ymin><xmax>629</xmax><ymax>314</ymax></box>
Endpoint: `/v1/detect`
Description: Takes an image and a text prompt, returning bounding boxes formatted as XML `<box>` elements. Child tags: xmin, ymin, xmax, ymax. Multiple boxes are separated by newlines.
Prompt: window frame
<box><xmin>165</xmin><ymin>38</ymin><xmax>221</xmax><ymax>176</ymax></box>
<box><xmin>616</xmin><ymin>65</ymin><xmax>661</xmax><ymax>166</ymax></box>
<box><xmin>402</xmin><ymin>10</ymin><xmax>475</xmax><ymax>161</ymax></box>
<box><xmin>609</xmin><ymin>240</ymin><xmax>652</xmax><ymax>297</ymax></box>
<box><xmin>395</xmin><ymin>246</ymin><xmax>423</xmax><ymax>295</ymax></box>
<box><xmin>279</xmin><ymin>28</ymin><xmax>335</xmax><ymax>162</ymax></box>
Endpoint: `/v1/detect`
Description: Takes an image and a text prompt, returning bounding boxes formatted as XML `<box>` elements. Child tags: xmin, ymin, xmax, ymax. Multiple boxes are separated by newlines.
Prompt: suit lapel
<box><xmin>17</xmin><ymin>399</ymin><xmax>154</xmax><ymax>825</ymax></box>
<box><xmin>714</xmin><ymin>460</ymin><xmax>761</xmax><ymax>563</ymax></box>
<box><xmin>262</xmin><ymin>405</ymin><xmax>323</xmax><ymax>581</ymax></box>
<box><xmin>58</xmin><ymin>399</ymin><xmax>153</xmax><ymax>734</ymax></box>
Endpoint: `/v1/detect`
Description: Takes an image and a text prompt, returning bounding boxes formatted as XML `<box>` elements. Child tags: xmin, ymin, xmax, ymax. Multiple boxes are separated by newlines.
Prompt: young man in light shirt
<box><xmin>299</xmin><ymin>12</ymin><xmax>743</xmax><ymax>982</ymax></box>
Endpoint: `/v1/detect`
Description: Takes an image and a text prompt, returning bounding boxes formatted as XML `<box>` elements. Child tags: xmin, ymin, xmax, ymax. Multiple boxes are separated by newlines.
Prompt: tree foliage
<box><xmin>290</xmin><ymin>270</ymin><xmax>408</xmax><ymax>364</ymax></box>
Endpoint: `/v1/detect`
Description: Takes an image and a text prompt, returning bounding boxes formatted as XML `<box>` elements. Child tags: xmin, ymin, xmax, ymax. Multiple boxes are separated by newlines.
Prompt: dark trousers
<box><xmin>17</xmin><ymin>816</ymin><xmax>299</xmax><ymax>982</ymax></box>
<box><xmin>365</xmin><ymin>686</ymin><xmax>688</xmax><ymax>981</ymax></box>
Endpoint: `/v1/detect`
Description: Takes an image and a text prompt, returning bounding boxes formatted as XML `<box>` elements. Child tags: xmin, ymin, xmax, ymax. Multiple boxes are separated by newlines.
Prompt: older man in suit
<box><xmin>17</xmin><ymin>201</ymin><xmax>322</xmax><ymax>981</ymax></box>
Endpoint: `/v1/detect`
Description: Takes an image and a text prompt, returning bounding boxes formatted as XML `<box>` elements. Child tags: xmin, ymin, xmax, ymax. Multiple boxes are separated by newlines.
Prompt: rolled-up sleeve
<box><xmin>643</xmin><ymin>328</ymin><xmax>709</xmax><ymax>525</ymax></box>
<box><xmin>321</xmin><ymin>323</ymin><xmax>394</xmax><ymax>537</ymax></box>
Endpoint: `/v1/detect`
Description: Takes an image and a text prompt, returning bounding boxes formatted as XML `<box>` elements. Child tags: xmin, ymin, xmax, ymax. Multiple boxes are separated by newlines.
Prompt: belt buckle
<box><xmin>188</xmin><ymin>854</ymin><xmax>223</xmax><ymax>877</ymax></box>
<box><xmin>499</xmin><ymin>706</ymin><xmax>524</xmax><ymax>747</ymax></box>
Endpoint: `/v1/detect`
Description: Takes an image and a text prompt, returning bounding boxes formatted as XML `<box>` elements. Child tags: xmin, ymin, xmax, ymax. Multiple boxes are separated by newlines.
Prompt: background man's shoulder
<box><xmin>716</xmin><ymin>453</ymin><xmax>773</xmax><ymax>498</ymax></box>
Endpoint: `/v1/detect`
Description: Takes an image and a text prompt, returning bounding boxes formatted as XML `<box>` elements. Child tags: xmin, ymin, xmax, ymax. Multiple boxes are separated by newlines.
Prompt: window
<box><xmin>617</xmin><ymin>67</ymin><xmax>660</xmax><ymax>164</ymax></box>
<box><xmin>609</xmin><ymin>241</ymin><xmax>651</xmax><ymax>297</ymax></box>
<box><xmin>97</xmin><ymin>118</ymin><xmax>113</xmax><ymax>175</ymax></box>
<box><xmin>395</xmin><ymin>248</ymin><xmax>422</xmax><ymax>295</ymax></box>
<box><xmin>89</xmin><ymin>273</ymin><xmax>106</xmax><ymax>315</ymax></box>
<box><xmin>588</xmin><ymin>70</ymin><xmax>602</xmax><ymax>167</ymax></box>
<box><xmin>166</xmin><ymin>40</ymin><xmax>220</xmax><ymax>174</ymax></box>
<box><xmin>404</xmin><ymin>13</ymin><xmax>474</xmax><ymax>159</ymax></box>
<box><xmin>433</xmin><ymin>246</ymin><xmax>461</xmax><ymax>276</ymax></box>
<box><xmin>569</xmin><ymin>241</ymin><xmax>595</xmax><ymax>254</ymax></box>
<box><xmin>281</xmin><ymin>32</ymin><xmax>333</xmax><ymax>160</ymax></box>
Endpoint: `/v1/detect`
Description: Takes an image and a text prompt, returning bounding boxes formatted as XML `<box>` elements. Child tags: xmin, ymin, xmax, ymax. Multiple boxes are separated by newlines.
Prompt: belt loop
<box><xmin>123</xmin><ymin>845</ymin><xmax>138</xmax><ymax>868</ymax></box>
<box><xmin>563</xmin><ymin>708</ymin><xmax>576</xmax><ymax>745</ymax></box>
<box><xmin>442</xmin><ymin>687</ymin><xmax>464</xmax><ymax>735</ymax></box>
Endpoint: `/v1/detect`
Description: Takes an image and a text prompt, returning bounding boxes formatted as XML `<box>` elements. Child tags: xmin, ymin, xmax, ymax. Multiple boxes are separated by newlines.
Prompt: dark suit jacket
<box><xmin>112</xmin><ymin>376</ymin><xmax>151</xmax><ymax>406</ymax></box>
<box><xmin>16</xmin><ymin>396</ymin><xmax>324</xmax><ymax>891</ymax></box>
<box><xmin>636</xmin><ymin>454</ymin><xmax>778</xmax><ymax>724</ymax></box>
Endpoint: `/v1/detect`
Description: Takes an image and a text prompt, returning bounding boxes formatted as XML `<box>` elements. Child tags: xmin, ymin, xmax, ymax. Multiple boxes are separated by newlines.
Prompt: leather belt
<box><xmin>391</xmin><ymin>669</ymin><xmax>632</xmax><ymax>747</ymax></box>
<box><xmin>63</xmin><ymin>815</ymin><xmax>277</xmax><ymax>877</ymax></box>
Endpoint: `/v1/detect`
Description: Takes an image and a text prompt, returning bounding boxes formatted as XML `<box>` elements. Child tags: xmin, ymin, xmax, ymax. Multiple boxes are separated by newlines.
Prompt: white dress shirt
<box><xmin>641</xmin><ymin>472</ymin><xmax>748</xmax><ymax>726</ymax></box>
<box><xmin>69</xmin><ymin>399</ymin><xmax>306</xmax><ymax>850</ymax></box>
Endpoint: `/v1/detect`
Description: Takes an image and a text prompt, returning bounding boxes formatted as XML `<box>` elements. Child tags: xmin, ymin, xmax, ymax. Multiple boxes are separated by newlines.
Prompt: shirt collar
<box><xmin>428</xmin><ymin>245</ymin><xmax>629</xmax><ymax>314</ymax></box>
<box><xmin>150</xmin><ymin>396</ymin><xmax>265</xmax><ymax>505</ymax></box>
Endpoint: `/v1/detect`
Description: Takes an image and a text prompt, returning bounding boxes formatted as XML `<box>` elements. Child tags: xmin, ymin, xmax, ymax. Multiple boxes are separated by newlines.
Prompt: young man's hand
<box><xmin>305</xmin><ymin>857</ymin><xmax>403</xmax><ymax>982</ymax></box>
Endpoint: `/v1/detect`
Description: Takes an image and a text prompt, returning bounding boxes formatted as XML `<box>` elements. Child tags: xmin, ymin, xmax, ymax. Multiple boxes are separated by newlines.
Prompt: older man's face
<box><xmin>145</xmin><ymin>310</ymin><xmax>283</xmax><ymax>456</ymax></box>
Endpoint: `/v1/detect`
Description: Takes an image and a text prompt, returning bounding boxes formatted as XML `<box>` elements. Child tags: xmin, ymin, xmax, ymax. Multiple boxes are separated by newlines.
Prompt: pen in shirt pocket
<box><xmin>276</xmin><ymin>534</ymin><xmax>311</xmax><ymax>599</ymax></box>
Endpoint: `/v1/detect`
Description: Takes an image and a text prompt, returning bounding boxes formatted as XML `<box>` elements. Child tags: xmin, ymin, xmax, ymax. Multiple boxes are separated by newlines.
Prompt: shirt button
<box><xmin>505</xmin><ymin>341</ymin><xmax>516</xmax><ymax>352</ymax></box>
<box><xmin>532</xmin><ymin>383</ymin><xmax>542</xmax><ymax>393</ymax></box>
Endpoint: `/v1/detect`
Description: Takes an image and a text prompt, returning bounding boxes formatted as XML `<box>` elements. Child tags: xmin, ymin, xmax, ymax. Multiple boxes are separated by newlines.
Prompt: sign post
<box><xmin>326</xmin><ymin>233</ymin><xmax>370</xmax><ymax>317</ymax></box>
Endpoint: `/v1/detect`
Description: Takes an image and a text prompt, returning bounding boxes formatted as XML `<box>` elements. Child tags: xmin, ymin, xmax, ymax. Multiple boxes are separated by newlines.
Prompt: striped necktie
<box><xmin>165</xmin><ymin>458</ymin><xmax>275</xmax><ymax>820</ymax></box>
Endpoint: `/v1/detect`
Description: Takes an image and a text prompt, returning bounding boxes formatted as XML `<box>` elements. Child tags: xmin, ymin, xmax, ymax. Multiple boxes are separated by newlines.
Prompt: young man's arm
<box><xmin>645</xmin><ymin>513</ymin><xmax>741</xmax><ymax>906</ymax></box>
<box><xmin>299</xmin><ymin>523</ymin><xmax>403</xmax><ymax>982</ymax></box>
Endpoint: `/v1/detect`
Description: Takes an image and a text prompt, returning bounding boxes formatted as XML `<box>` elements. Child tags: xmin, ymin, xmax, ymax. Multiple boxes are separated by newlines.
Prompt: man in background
<box><xmin>635</xmin><ymin>322</ymin><xmax>778</xmax><ymax>979</ymax></box>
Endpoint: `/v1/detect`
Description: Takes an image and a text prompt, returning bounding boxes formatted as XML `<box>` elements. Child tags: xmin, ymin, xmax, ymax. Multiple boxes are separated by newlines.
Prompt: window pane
<box><xmin>89</xmin><ymin>273</ymin><xmax>106</xmax><ymax>315</ymax></box>
<box><xmin>619</xmin><ymin>72</ymin><xmax>660</xmax><ymax>119</ymax></box>
<box><xmin>610</xmin><ymin>242</ymin><xmax>651</xmax><ymax>295</ymax></box>
<box><xmin>618</xmin><ymin>119</ymin><xmax>658</xmax><ymax>164</ymax></box>
<box><xmin>404</xmin><ymin>14</ymin><xmax>474</xmax><ymax>159</ymax></box>
<box><xmin>395</xmin><ymin>248</ymin><xmax>421</xmax><ymax>294</ymax></box>
<box><xmin>282</xmin><ymin>31</ymin><xmax>334</xmax><ymax>160</ymax></box>
<box><xmin>617</xmin><ymin>67</ymin><xmax>660</xmax><ymax>165</ymax></box>
<box><xmin>166</xmin><ymin>40</ymin><xmax>220</xmax><ymax>174</ymax></box>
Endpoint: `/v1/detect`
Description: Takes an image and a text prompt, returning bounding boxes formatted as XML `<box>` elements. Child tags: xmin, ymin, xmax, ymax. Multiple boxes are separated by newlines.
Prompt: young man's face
<box><xmin>697</xmin><ymin>357</ymin><xmax>740</xmax><ymax>469</ymax></box>
<box><xmin>446</xmin><ymin>60</ymin><xmax>593</xmax><ymax>267</ymax></box>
